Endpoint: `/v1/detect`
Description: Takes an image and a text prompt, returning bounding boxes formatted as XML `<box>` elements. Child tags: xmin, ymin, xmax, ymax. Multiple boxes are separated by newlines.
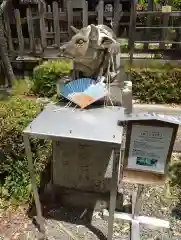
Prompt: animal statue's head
<box><xmin>58</xmin><ymin>24</ymin><xmax>119</xmax><ymax>79</ymax></box>
<box><xmin>59</xmin><ymin>24</ymin><xmax>102</xmax><ymax>59</ymax></box>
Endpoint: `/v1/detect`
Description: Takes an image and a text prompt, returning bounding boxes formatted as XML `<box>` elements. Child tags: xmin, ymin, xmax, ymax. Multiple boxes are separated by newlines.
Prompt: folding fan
<box><xmin>60</xmin><ymin>78</ymin><xmax>108</xmax><ymax>109</ymax></box>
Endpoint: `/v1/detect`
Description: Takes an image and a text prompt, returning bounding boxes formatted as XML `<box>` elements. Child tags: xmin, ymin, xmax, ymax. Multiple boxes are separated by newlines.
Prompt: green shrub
<box><xmin>31</xmin><ymin>60</ymin><xmax>71</xmax><ymax>97</ymax></box>
<box><xmin>172</xmin><ymin>0</ymin><xmax>181</xmax><ymax>10</ymax></box>
<box><xmin>0</xmin><ymin>96</ymin><xmax>50</xmax><ymax>204</ymax></box>
<box><xmin>169</xmin><ymin>158</ymin><xmax>181</xmax><ymax>188</ymax></box>
<box><xmin>130</xmin><ymin>67</ymin><xmax>181</xmax><ymax>103</ymax></box>
<box><xmin>137</xmin><ymin>0</ymin><xmax>181</xmax><ymax>8</ymax></box>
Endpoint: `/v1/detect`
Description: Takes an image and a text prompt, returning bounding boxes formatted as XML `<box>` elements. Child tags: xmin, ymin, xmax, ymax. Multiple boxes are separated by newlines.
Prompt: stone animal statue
<box><xmin>59</xmin><ymin>24</ymin><xmax>121</xmax><ymax>84</ymax></box>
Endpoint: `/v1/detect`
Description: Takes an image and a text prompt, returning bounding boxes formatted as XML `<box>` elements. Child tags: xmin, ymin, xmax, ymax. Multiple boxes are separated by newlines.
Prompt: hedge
<box><xmin>130</xmin><ymin>67</ymin><xmax>181</xmax><ymax>103</ymax></box>
<box><xmin>0</xmin><ymin>96</ymin><xmax>50</xmax><ymax>205</ymax></box>
<box><xmin>138</xmin><ymin>0</ymin><xmax>181</xmax><ymax>9</ymax></box>
<box><xmin>31</xmin><ymin>60</ymin><xmax>181</xmax><ymax>104</ymax></box>
<box><xmin>31</xmin><ymin>60</ymin><xmax>71</xmax><ymax>97</ymax></box>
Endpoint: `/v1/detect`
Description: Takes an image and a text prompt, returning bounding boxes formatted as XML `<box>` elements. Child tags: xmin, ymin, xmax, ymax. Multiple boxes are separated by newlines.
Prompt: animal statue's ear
<box><xmin>89</xmin><ymin>24</ymin><xmax>99</xmax><ymax>41</ymax></box>
<box><xmin>70</xmin><ymin>26</ymin><xmax>80</xmax><ymax>34</ymax></box>
<box><xmin>80</xmin><ymin>25</ymin><xmax>91</xmax><ymax>38</ymax></box>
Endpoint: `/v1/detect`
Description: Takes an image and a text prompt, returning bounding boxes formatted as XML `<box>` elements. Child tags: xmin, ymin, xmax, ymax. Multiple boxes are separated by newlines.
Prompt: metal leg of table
<box><xmin>23</xmin><ymin>134</ymin><xmax>45</xmax><ymax>234</ymax></box>
<box><xmin>107</xmin><ymin>147</ymin><xmax>121</xmax><ymax>240</ymax></box>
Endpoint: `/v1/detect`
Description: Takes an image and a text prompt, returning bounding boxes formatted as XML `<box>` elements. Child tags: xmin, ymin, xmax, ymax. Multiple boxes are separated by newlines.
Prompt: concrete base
<box><xmin>52</xmin><ymin>141</ymin><xmax>123</xmax><ymax>210</ymax></box>
<box><xmin>43</xmin><ymin>185</ymin><xmax>123</xmax><ymax>211</ymax></box>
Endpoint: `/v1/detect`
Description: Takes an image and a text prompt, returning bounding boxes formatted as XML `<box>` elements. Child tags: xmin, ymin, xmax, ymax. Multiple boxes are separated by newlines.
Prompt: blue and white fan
<box><xmin>60</xmin><ymin>78</ymin><xmax>108</xmax><ymax>108</ymax></box>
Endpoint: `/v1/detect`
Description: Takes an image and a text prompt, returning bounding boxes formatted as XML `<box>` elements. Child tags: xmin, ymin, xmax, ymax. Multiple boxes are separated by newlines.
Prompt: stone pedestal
<box><xmin>52</xmin><ymin>141</ymin><xmax>123</xmax><ymax>210</ymax></box>
<box><xmin>53</xmin><ymin>141</ymin><xmax>114</xmax><ymax>192</ymax></box>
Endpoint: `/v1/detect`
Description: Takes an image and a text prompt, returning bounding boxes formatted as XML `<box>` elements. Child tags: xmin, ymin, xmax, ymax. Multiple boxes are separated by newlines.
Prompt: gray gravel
<box><xmin>21</xmin><ymin>177</ymin><xmax>181</xmax><ymax>240</ymax></box>
<box><xmin>1</xmin><ymin>159</ymin><xmax>181</xmax><ymax>240</ymax></box>
<box><xmin>1</xmin><ymin>180</ymin><xmax>181</xmax><ymax>240</ymax></box>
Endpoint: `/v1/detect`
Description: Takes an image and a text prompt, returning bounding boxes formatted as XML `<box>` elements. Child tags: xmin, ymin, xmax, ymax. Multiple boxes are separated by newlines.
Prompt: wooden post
<box><xmin>47</xmin><ymin>4</ymin><xmax>51</xmax><ymax>13</ymax></box>
<box><xmin>128</xmin><ymin>0</ymin><xmax>137</xmax><ymax>74</ymax></box>
<box><xmin>39</xmin><ymin>1</ymin><xmax>47</xmax><ymax>51</ymax></box>
<box><xmin>174</xmin><ymin>17</ymin><xmax>181</xmax><ymax>50</ymax></box>
<box><xmin>67</xmin><ymin>0</ymin><xmax>73</xmax><ymax>38</ymax></box>
<box><xmin>63</xmin><ymin>0</ymin><xmax>67</xmax><ymax>11</ymax></box>
<box><xmin>0</xmin><ymin>61</ymin><xmax>6</xmax><ymax>87</ymax></box>
<box><xmin>14</xmin><ymin>9</ymin><xmax>24</xmax><ymax>58</ymax></box>
<box><xmin>26</xmin><ymin>7</ymin><xmax>36</xmax><ymax>53</ymax></box>
<box><xmin>53</xmin><ymin>1</ymin><xmax>60</xmax><ymax>47</ymax></box>
<box><xmin>113</xmin><ymin>0</ymin><xmax>121</xmax><ymax>36</ymax></box>
<box><xmin>144</xmin><ymin>0</ymin><xmax>153</xmax><ymax>50</ymax></box>
<box><xmin>98</xmin><ymin>0</ymin><xmax>104</xmax><ymax>25</ymax></box>
<box><xmin>4</xmin><ymin>11</ymin><xmax>14</xmax><ymax>54</ymax></box>
<box><xmin>160</xmin><ymin>9</ymin><xmax>170</xmax><ymax>49</ymax></box>
<box><xmin>49</xmin><ymin>5</ymin><xmax>54</xmax><ymax>46</ymax></box>
<box><xmin>82</xmin><ymin>0</ymin><xmax>88</xmax><ymax>27</ymax></box>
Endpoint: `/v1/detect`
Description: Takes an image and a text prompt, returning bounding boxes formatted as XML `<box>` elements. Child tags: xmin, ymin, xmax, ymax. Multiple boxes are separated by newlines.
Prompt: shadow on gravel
<box><xmin>27</xmin><ymin>160</ymin><xmax>108</xmax><ymax>240</ymax></box>
<box><xmin>28</xmin><ymin>196</ymin><xmax>107</xmax><ymax>240</ymax></box>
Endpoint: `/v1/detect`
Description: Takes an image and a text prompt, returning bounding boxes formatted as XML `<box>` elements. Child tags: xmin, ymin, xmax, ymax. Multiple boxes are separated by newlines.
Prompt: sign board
<box><xmin>124</xmin><ymin>122</ymin><xmax>176</xmax><ymax>174</ymax></box>
<box><xmin>118</xmin><ymin>112</ymin><xmax>180</xmax><ymax>183</ymax></box>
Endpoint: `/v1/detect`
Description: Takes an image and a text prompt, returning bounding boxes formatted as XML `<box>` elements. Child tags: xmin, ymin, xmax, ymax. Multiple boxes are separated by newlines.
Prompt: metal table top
<box><xmin>23</xmin><ymin>103</ymin><xmax>124</xmax><ymax>144</ymax></box>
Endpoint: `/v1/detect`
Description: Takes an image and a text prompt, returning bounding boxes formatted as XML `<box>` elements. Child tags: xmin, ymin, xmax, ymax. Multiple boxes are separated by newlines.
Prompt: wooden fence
<box><xmin>5</xmin><ymin>0</ymin><xmax>116</xmax><ymax>58</ymax></box>
<box><xmin>3</xmin><ymin>0</ymin><xmax>181</xmax><ymax>59</ymax></box>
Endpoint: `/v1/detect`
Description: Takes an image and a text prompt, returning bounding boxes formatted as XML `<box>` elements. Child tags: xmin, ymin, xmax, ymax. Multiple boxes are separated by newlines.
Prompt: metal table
<box><xmin>23</xmin><ymin>103</ymin><xmax>124</xmax><ymax>239</ymax></box>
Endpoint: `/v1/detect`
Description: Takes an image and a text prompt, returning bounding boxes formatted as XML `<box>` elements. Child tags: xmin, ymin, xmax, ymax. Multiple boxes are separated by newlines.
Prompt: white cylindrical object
<box><xmin>122</xmin><ymin>81</ymin><xmax>132</xmax><ymax>114</ymax></box>
<box><xmin>124</xmin><ymin>81</ymin><xmax>132</xmax><ymax>88</ymax></box>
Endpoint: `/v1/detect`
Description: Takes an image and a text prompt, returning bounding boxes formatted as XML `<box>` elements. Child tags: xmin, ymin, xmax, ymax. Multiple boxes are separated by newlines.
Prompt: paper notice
<box><xmin>127</xmin><ymin>124</ymin><xmax>173</xmax><ymax>174</ymax></box>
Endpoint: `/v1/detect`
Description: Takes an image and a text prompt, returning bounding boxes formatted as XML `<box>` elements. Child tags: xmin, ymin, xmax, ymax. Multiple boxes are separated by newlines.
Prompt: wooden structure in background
<box><xmin>5</xmin><ymin>0</ymin><xmax>117</xmax><ymax>59</ymax></box>
<box><xmin>1</xmin><ymin>0</ymin><xmax>181</xmax><ymax>87</ymax></box>
<box><xmin>3</xmin><ymin>0</ymin><xmax>181</xmax><ymax>60</ymax></box>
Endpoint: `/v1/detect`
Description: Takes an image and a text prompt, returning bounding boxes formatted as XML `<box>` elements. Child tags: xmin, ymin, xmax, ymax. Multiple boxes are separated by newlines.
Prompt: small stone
<box><xmin>93</xmin><ymin>211</ymin><xmax>102</xmax><ymax>219</ymax></box>
<box><xmin>24</xmin><ymin>223</ymin><xmax>28</xmax><ymax>229</ymax></box>
<box><xmin>36</xmin><ymin>97</ymin><xmax>50</xmax><ymax>104</ymax></box>
<box><xmin>114</xmin><ymin>232</ymin><xmax>120</xmax><ymax>237</ymax></box>
<box><xmin>12</xmin><ymin>233</ymin><xmax>20</xmax><ymax>239</ymax></box>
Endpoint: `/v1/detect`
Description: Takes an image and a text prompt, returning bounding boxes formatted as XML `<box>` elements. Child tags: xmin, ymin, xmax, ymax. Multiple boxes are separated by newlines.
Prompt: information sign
<box><xmin>126</xmin><ymin>124</ymin><xmax>173</xmax><ymax>174</ymax></box>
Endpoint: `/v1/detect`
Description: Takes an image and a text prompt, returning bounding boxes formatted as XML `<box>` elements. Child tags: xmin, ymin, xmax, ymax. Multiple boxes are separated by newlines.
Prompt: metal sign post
<box><xmin>109</xmin><ymin>112</ymin><xmax>181</xmax><ymax>240</ymax></box>
<box><xmin>107</xmin><ymin>147</ymin><xmax>122</xmax><ymax>240</ymax></box>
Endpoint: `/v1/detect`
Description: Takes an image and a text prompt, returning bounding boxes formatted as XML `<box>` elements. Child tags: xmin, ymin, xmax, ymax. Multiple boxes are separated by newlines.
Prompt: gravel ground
<box><xmin>1</xmin><ymin>170</ymin><xmax>181</xmax><ymax>240</ymax></box>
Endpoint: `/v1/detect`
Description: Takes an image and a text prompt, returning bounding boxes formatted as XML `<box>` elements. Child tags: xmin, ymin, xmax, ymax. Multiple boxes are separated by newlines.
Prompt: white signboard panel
<box><xmin>127</xmin><ymin>124</ymin><xmax>173</xmax><ymax>174</ymax></box>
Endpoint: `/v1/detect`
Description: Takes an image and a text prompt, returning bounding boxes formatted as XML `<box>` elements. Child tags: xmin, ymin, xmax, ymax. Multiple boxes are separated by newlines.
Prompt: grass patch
<box><xmin>12</xmin><ymin>78</ymin><xmax>32</xmax><ymax>96</ymax></box>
